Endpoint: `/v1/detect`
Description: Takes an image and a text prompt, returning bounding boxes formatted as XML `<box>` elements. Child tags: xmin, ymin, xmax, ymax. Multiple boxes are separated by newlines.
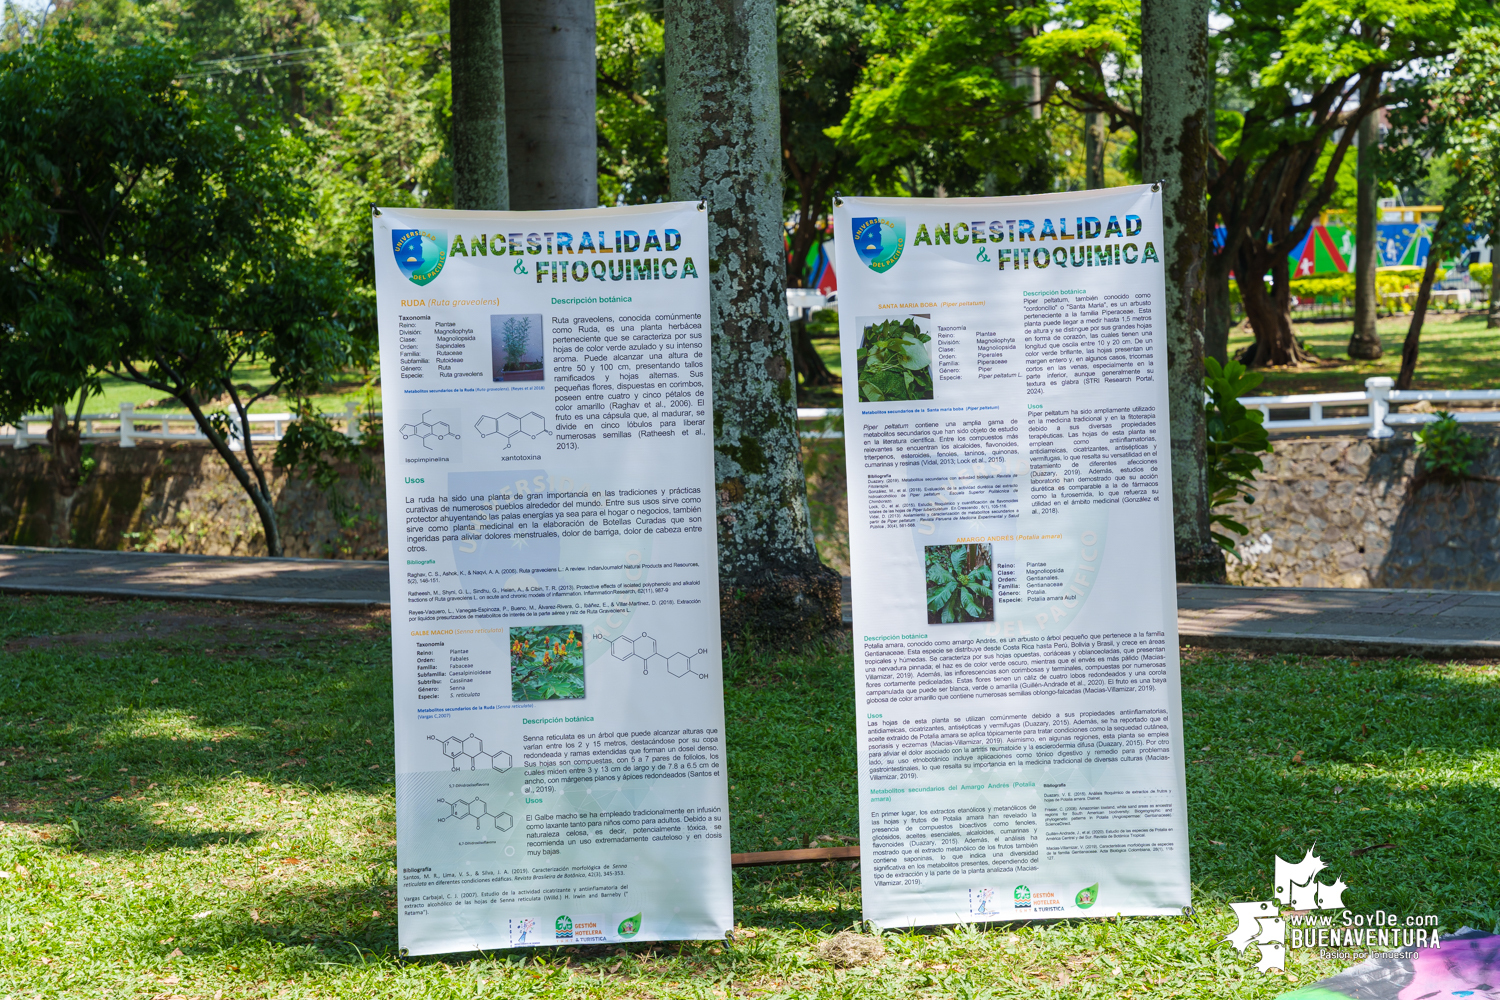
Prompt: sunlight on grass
<box><xmin>1</xmin><ymin>594</ymin><xmax>1497</xmax><ymax>997</ymax></box>
<box><xmin>1228</xmin><ymin>312</ymin><xmax>1500</xmax><ymax>395</ymax></box>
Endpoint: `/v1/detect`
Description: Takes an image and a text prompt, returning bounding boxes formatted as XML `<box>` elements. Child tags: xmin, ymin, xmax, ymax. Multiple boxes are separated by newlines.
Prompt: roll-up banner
<box><xmin>833</xmin><ymin>187</ymin><xmax>1191</xmax><ymax>928</ymax></box>
<box><xmin>373</xmin><ymin>203</ymin><xmax>732</xmax><ymax>956</ymax></box>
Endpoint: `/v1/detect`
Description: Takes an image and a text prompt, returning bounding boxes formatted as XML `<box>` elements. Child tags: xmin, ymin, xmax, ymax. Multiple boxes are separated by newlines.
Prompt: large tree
<box><xmin>451</xmin><ymin>0</ymin><xmax>508</xmax><ymax>210</ymax></box>
<box><xmin>1381</xmin><ymin>27</ymin><xmax>1500</xmax><ymax>389</ymax></box>
<box><xmin>1140</xmin><ymin>0</ymin><xmax>1221</xmax><ymax>582</ymax></box>
<box><xmin>665</xmin><ymin>0</ymin><xmax>843</xmax><ymax>641</ymax></box>
<box><xmin>502</xmin><ymin>0</ymin><xmax>595</xmax><ymax>209</ymax></box>
<box><xmin>0</xmin><ymin>33</ymin><xmax>362</xmax><ymax>555</ymax></box>
<box><xmin>1033</xmin><ymin>0</ymin><xmax>1492</xmax><ymax>367</ymax></box>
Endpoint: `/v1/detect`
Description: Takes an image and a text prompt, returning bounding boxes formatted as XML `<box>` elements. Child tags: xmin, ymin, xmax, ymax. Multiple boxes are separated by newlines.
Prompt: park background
<box><xmin>4</xmin><ymin>0</ymin><xmax>1500</xmax><ymax>996</ymax></box>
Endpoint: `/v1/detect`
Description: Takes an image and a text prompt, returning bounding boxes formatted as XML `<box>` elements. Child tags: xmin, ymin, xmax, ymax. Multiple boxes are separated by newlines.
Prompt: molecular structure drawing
<box><xmin>594</xmin><ymin>630</ymin><xmax>710</xmax><ymax>679</ymax></box>
<box><xmin>474</xmin><ymin>412</ymin><xmax>551</xmax><ymax>450</ymax></box>
<box><xmin>438</xmin><ymin>798</ymin><xmax>514</xmax><ymax>832</ymax></box>
<box><xmin>428</xmin><ymin>733</ymin><xmax>513</xmax><ymax>772</ymax></box>
<box><xmin>398</xmin><ymin>410</ymin><xmax>460</xmax><ymax>451</ymax></box>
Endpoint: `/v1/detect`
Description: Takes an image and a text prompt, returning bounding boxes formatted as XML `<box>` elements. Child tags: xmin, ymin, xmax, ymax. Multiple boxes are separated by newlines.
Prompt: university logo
<box><xmin>393</xmin><ymin>229</ymin><xmax>447</xmax><ymax>286</ymax></box>
<box><xmin>617</xmin><ymin>913</ymin><xmax>642</xmax><ymax>938</ymax></box>
<box><xmin>851</xmin><ymin>217</ymin><xmax>906</xmax><ymax>273</ymax></box>
<box><xmin>1075</xmin><ymin>883</ymin><xmax>1099</xmax><ymax>909</ymax></box>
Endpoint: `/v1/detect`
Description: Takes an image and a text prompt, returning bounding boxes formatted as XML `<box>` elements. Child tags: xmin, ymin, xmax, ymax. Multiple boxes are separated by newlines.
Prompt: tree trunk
<box><xmin>665</xmin><ymin>0</ymin><xmax>841</xmax><ymax>642</ymax></box>
<box><xmin>792</xmin><ymin>316</ymin><xmax>838</xmax><ymax>388</ymax></box>
<box><xmin>44</xmin><ymin>403</ymin><xmax>83</xmax><ymax>547</ymax></box>
<box><xmin>1396</xmin><ymin>245</ymin><xmax>1443</xmax><ymax>390</ymax></box>
<box><xmin>1489</xmin><ymin>215</ymin><xmax>1500</xmax><ymax>329</ymax></box>
<box><xmin>1204</xmin><ymin>262</ymin><xmax>1232</xmax><ymax>365</ymax></box>
<box><xmin>502</xmin><ymin>0</ymin><xmax>597</xmax><ymax>209</ymax></box>
<box><xmin>1240</xmin><ymin>248</ymin><xmax>1316</xmax><ymax>366</ymax></box>
<box><xmin>1140</xmin><ymin>0</ymin><xmax>1223</xmax><ymax>583</ymax></box>
<box><xmin>1349</xmin><ymin>104</ymin><xmax>1383</xmax><ymax>359</ymax></box>
<box><xmin>450</xmin><ymin>0</ymin><xmax>508</xmax><ymax>211</ymax></box>
<box><xmin>1084</xmin><ymin>111</ymin><xmax>1107</xmax><ymax>190</ymax></box>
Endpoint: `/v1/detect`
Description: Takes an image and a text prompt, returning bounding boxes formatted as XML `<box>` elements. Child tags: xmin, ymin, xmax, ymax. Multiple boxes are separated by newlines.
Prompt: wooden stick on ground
<box><xmin>730</xmin><ymin>846</ymin><xmax>861</xmax><ymax>867</ymax></box>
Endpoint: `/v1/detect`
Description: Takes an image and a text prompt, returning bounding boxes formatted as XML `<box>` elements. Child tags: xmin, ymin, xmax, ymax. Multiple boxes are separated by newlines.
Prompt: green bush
<box><xmin>1470</xmin><ymin>262</ymin><xmax>1493</xmax><ymax>287</ymax></box>
<box><xmin>1204</xmin><ymin>357</ymin><xmax>1273</xmax><ymax>550</ymax></box>
<box><xmin>1413</xmin><ymin>411</ymin><xmax>1487</xmax><ymax>484</ymax></box>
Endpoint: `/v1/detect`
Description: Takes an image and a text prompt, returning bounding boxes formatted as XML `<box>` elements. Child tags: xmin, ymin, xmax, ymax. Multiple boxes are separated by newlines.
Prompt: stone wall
<box><xmin>0</xmin><ymin>443</ymin><xmax>386</xmax><ymax>559</ymax></box>
<box><xmin>1223</xmin><ymin>429</ymin><xmax>1500</xmax><ymax>589</ymax></box>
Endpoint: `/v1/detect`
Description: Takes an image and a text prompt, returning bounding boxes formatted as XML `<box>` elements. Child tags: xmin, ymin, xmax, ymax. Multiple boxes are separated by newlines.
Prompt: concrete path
<box><xmin>3</xmin><ymin>546</ymin><xmax>1498</xmax><ymax>657</ymax></box>
<box><xmin>0</xmin><ymin>545</ymin><xmax>389</xmax><ymax>606</ymax></box>
<box><xmin>1178</xmin><ymin>583</ymin><xmax>1500</xmax><ymax>659</ymax></box>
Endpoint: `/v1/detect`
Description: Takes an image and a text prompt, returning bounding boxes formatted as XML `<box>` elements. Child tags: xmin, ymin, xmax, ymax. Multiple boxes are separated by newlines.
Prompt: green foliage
<box><xmin>829</xmin><ymin>0</ymin><xmax>1053</xmax><ymax>195</ymax></box>
<box><xmin>0</xmin><ymin>30</ymin><xmax>365</xmax><ymax>553</ymax></box>
<box><xmin>1471</xmin><ymin>263</ymin><xmax>1494</xmax><ymax>287</ymax></box>
<box><xmin>1383</xmin><ymin>27</ymin><xmax>1500</xmax><ymax>262</ymax></box>
<box><xmin>273</xmin><ymin>396</ymin><xmax>382</xmax><ymax>522</ymax></box>
<box><xmin>502</xmin><ymin>316</ymin><xmax>533</xmax><ymax>370</ymax></box>
<box><xmin>510</xmin><ymin>625</ymin><xmax>585</xmax><ymax>701</ymax></box>
<box><xmin>925</xmin><ymin>543</ymin><xmax>994</xmax><ymax>624</ymax></box>
<box><xmin>1413</xmin><ymin>411</ymin><xmax>1487</xmax><ymax>483</ymax></box>
<box><xmin>596</xmin><ymin>1</ymin><xmax>669</xmax><ymax>205</ymax></box>
<box><xmin>0</xmin><ymin>30</ymin><xmax>361</xmax><ymax>413</ymax></box>
<box><xmin>1204</xmin><ymin>357</ymin><xmax>1273</xmax><ymax>550</ymax></box>
<box><xmin>856</xmin><ymin>318</ymin><xmax>932</xmax><ymax>402</ymax></box>
<box><xmin>779</xmin><ymin>0</ymin><xmax>871</xmax><ymax>282</ymax></box>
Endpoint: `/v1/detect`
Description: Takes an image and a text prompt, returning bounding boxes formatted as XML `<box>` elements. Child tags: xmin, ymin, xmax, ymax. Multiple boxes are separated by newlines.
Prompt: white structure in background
<box><xmin>3</xmin><ymin>400</ymin><xmax>366</xmax><ymax>450</ymax></box>
<box><xmin>786</xmin><ymin>287</ymin><xmax>836</xmax><ymax>320</ymax></box>
<box><xmin>793</xmin><ymin>377</ymin><xmax>1500</xmax><ymax>441</ymax></box>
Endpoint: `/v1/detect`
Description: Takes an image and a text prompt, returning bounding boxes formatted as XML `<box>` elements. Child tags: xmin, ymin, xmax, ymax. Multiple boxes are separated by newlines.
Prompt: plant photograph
<box><xmin>924</xmin><ymin>543</ymin><xmax>995</xmax><ymax>624</ymax></box>
<box><xmin>490</xmin><ymin>313</ymin><xmax>545</xmax><ymax>382</ymax></box>
<box><xmin>856</xmin><ymin>315</ymin><xmax>933</xmax><ymax>402</ymax></box>
<box><xmin>509</xmin><ymin>624</ymin><xmax>585</xmax><ymax>700</ymax></box>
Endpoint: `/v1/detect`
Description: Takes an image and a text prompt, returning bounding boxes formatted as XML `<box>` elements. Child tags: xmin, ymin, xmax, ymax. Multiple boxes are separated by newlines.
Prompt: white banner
<box><xmin>374</xmin><ymin>202</ymin><xmax>732</xmax><ymax>956</ymax></box>
<box><xmin>834</xmin><ymin>187</ymin><xmax>1190</xmax><ymax>927</ymax></box>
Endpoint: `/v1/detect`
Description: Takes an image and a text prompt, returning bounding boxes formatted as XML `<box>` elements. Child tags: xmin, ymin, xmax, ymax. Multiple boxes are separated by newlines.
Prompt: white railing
<box><xmin>797</xmin><ymin>377</ymin><xmax>1500</xmax><ymax>441</ymax></box>
<box><xmin>2</xmin><ymin>400</ymin><xmax>372</xmax><ymax>451</ymax></box>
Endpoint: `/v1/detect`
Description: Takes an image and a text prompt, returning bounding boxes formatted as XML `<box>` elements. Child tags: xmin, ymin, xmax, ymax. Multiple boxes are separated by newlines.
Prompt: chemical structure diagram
<box><xmin>593</xmin><ymin>630</ymin><xmax>710</xmax><ymax>679</ymax></box>
<box><xmin>398</xmin><ymin>410</ymin><xmax>460</xmax><ymax>451</ymax></box>
<box><xmin>474</xmin><ymin>411</ymin><xmax>551</xmax><ymax>450</ymax></box>
<box><xmin>428</xmin><ymin>733</ymin><xmax>513</xmax><ymax>772</ymax></box>
<box><xmin>437</xmin><ymin>797</ymin><xmax>514</xmax><ymax>832</ymax></box>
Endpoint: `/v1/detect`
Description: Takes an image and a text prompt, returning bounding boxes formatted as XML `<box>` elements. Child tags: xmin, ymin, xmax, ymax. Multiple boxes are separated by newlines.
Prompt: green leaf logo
<box><xmin>617</xmin><ymin>913</ymin><xmax>642</xmax><ymax>938</ymax></box>
<box><xmin>1075</xmin><ymin>883</ymin><xmax>1099</xmax><ymax>909</ymax></box>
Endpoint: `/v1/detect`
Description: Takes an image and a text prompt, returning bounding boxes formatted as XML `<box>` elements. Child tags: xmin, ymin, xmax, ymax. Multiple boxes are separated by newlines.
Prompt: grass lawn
<box><xmin>2</xmin><ymin>593</ymin><xmax>1497</xmax><ymax>997</ymax></box>
<box><xmin>47</xmin><ymin>366</ymin><xmax>379</xmax><ymax>422</ymax></box>
<box><xmin>1226</xmin><ymin>311</ymin><xmax>1500</xmax><ymax>396</ymax></box>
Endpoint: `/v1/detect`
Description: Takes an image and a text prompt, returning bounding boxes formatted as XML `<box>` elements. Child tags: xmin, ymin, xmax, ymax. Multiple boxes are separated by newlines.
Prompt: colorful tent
<box><xmin>786</xmin><ymin>230</ymin><xmax>837</xmax><ymax>293</ymax></box>
<box><xmin>1288</xmin><ymin>222</ymin><xmax>1352</xmax><ymax>276</ymax></box>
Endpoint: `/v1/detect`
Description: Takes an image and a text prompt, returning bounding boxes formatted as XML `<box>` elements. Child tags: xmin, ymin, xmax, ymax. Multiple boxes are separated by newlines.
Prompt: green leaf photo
<box><xmin>925</xmin><ymin>543</ymin><xmax>995</xmax><ymax>625</ymax></box>
<box><xmin>856</xmin><ymin>316</ymin><xmax>934</xmax><ymax>402</ymax></box>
